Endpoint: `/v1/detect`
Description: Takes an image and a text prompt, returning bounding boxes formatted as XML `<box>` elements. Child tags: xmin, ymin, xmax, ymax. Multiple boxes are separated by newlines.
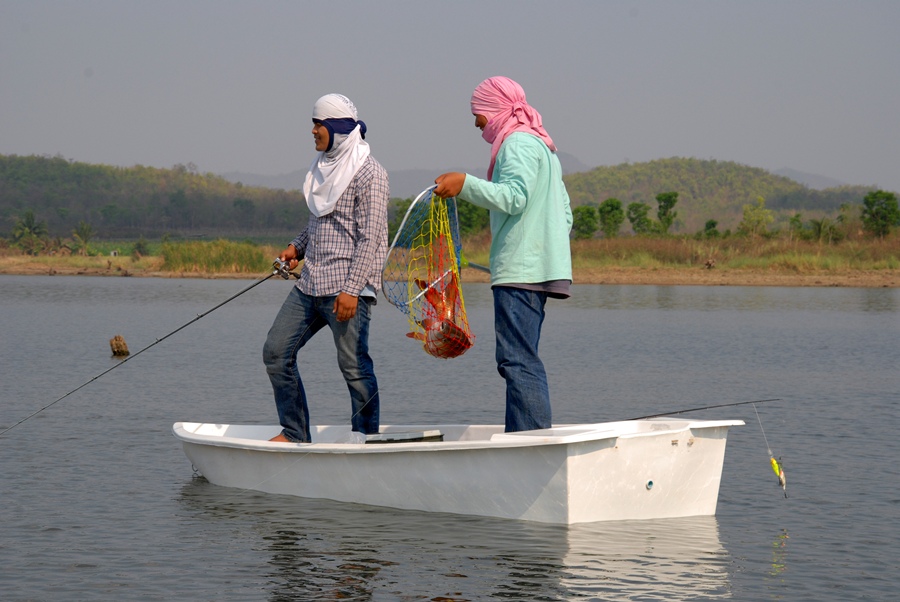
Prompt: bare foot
<box><xmin>269</xmin><ymin>433</ymin><xmax>293</xmax><ymax>443</ymax></box>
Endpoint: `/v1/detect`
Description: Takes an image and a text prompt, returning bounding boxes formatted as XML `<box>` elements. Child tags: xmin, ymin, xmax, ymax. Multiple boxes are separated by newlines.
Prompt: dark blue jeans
<box><xmin>493</xmin><ymin>286</ymin><xmax>551</xmax><ymax>432</ymax></box>
<box><xmin>263</xmin><ymin>287</ymin><xmax>379</xmax><ymax>442</ymax></box>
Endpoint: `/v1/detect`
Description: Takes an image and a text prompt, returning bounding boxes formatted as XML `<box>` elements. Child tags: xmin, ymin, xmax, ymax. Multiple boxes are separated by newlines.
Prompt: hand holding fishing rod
<box><xmin>273</xmin><ymin>242</ymin><xmax>302</xmax><ymax>278</ymax></box>
<box><xmin>0</xmin><ymin>260</ymin><xmax>296</xmax><ymax>438</ymax></box>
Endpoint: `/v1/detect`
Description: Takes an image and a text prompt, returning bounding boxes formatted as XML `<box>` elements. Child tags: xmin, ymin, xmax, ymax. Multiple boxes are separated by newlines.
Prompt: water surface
<box><xmin>1</xmin><ymin>276</ymin><xmax>897</xmax><ymax>600</ymax></box>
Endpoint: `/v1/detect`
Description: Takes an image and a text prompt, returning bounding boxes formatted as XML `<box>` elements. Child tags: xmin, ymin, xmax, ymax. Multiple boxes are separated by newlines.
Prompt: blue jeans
<box><xmin>493</xmin><ymin>286</ymin><xmax>551</xmax><ymax>432</ymax></box>
<box><xmin>263</xmin><ymin>287</ymin><xmax>379</xmax><ymax>442</ymax></box>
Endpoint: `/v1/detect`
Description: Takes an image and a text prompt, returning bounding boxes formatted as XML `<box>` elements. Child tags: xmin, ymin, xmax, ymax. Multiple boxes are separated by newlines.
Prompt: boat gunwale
<box><xmin>172</xmin><ymin>419</ymin><xmax>744</xmax><ymax>454</ymax></box>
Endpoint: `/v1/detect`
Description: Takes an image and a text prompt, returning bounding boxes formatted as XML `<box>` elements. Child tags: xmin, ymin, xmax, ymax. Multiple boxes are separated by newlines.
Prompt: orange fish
<box><xmin>407</xmin><ymin>272</ymin><xmax>473</xmax><ymax>359</ymax></box>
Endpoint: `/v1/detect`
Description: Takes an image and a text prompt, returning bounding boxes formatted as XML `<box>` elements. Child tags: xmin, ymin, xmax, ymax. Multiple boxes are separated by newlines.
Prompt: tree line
<box><xmin>569</xmin><ymin>190</ymin><xmax>899</xmax><ymax>242</ymax></box>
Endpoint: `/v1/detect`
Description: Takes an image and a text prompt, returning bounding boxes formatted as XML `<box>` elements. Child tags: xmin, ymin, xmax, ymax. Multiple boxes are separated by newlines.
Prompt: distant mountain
<box><xmin>220</xmin><ymin>169</ymin><xmax>306</xmax><ymax>191</ymax></box>
<box><xmin>221</xmin><ymin>151</ymin><xmax>592</xmax><ymax>200</ymax></box>
<box><xmin>387</xmin><ymin>169</ymin><xmax>471</xmax><ymax>200</ymax></box>
<box><xmin>773</xmin><ymin>168</ymin><xmax>847</xmax><ymax>190</ymax></box>
<box><xmin>219</xmin><ymin>168</ymin><xmax>475</xmax><ymax>200</ymax></box>
<box><xmin>556</xmin><ymin>151</ymin><xmax>590</xmax><ymax>175</ymax></box>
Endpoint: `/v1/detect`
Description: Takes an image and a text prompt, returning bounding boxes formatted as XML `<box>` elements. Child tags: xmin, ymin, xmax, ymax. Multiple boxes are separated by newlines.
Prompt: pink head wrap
<box><xmin>470</xmin><ymin>76</ymin><xmax>557</xmax><ymax>180</ymax></box>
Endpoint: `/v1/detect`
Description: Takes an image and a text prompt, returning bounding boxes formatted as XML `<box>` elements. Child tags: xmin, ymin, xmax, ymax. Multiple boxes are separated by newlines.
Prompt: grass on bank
<box><xmin>160</xmin><ymin>240</ymin><xmax>279</xmax><ymax>274</ymax></box>
<box><xmin>461</xmin><ymin>231</ymin><xmax>900</xmax><ymax>272</ymax></box>
<box><xmin>564</xmin><ymin>236</ymin><xmax>900</xmax><ymax>271</ymax></box>
<box><xmin>0</xmin><ymin>252</ymin><xmax>164</xmax><ymax>275</ymax></box>
<box><xmin>0</xmin><ymin>239</ymin><xmax>281</xmax><ymax>276</ymax></box>
<box><xmin>1</xmin><ymin>235</ymin><xmax>898</xmax><ymax>276</ymax></box>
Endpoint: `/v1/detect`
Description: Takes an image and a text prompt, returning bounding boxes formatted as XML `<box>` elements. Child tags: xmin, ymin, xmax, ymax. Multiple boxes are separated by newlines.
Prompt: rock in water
<box><xmin>110</xmin><ymin>334</ymin><xmax>130</xmax><ymax>357</ymax></box>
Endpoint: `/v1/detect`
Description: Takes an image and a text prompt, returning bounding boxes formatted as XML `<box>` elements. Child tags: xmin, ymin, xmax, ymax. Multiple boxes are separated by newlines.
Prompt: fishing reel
<box><xmin>272</xmin><ymin>258</ymin><xmax>295</xmax><ymax>280</ymax></box>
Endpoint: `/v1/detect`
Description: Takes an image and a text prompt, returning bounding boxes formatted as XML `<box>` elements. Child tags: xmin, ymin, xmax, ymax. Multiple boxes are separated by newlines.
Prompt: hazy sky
<box><xmin>2</xmin><ymin>0</ymin><xmax>899</xmax><ymax>191</ymax></box>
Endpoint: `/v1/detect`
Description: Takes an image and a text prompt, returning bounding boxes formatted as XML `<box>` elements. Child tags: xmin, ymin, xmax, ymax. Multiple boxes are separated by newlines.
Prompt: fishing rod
<box><xmin>627</xmin><ymin>398</ymin><xmax>783</xmax><ymax>421</ymax></box>
<box><xmin>0</xmin><ymin>259</ymin><xmax>296</xmax><ymax>438</ymax></box>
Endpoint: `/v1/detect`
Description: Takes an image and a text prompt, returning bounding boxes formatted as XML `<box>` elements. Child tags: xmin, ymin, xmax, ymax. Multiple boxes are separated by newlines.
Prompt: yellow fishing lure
<box><xmin>754</xmin><ymin>403</ymin><xmax>788</xmax><ymax>499</ymax></box>
<box><xmin>770</xmin><ymin>456</ymin><xmax>787</xmax><ymax>498</ymax></box>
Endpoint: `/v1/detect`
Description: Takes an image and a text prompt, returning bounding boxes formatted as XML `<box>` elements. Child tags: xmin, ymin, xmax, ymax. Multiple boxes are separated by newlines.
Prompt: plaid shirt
<box><xmin>291</xmin><ymin>156</ymin><xmax>389</xmax><ymax>298</ymax></box>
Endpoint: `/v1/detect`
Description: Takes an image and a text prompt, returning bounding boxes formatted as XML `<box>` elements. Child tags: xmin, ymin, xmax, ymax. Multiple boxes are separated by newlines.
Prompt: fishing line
<box><xmin>753</xmin><ymin>403</ymin><xmax>774</xmax><ymax>457</ymax></box>
<box><xmin>1</xmin><ymin>262</ymin><xmax>292</xmax><ymax>438</ymax></box>
<box><xmin>627</xmin><ymin>398</ymin><xmax>783</xmax><ymax>421</ymax></box>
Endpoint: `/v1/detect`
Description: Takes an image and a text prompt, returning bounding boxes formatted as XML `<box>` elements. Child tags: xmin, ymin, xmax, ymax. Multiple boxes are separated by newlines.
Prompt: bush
<box><xmin>161</xmin><ymin>239</ymin><xmax>270</xmax><ymax>274</ymax></box>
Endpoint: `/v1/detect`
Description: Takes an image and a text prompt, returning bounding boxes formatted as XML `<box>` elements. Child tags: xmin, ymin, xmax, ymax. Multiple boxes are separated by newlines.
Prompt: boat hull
<box><xmin>173</xmin><ymin>419</ymin><xmax>743</xmax><ymax>524</ymax></box>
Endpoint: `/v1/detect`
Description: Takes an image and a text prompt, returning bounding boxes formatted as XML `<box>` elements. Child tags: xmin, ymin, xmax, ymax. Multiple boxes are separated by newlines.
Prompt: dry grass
<box><xmin>160</xmin><ymin>240</ymin><xmax>276</xmax><ymax>274</ymax></box>
<box><xmin>0</xmin><ymin>253</ymin><xmax>164</xmax><ymax>276</ymax></box>
<box><xmin>458</xmin><ymin>234</ymin><xmax>900</xmax><ymax>287</ymax></box>
<box><xmin>1</xmin><ymin>235</ymin><xmax>898</xmax><ymax>286</ymax></box>
<box><xmin>568</xmin><ymin>236</ymin><xmax>900</xmax><ymax>271</ymax></box>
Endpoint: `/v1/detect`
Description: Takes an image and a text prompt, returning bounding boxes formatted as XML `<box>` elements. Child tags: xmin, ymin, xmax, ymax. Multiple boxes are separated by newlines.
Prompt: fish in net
<box><xmin>382</xmin><ymin>187</ymin><xmax>474</xmax><ymax>359</ymax></box>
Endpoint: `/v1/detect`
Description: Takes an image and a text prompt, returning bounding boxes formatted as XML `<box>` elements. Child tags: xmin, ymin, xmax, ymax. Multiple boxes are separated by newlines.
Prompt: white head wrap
<box><xmin>303</xmin><ymin>94</ymin><xmax>371</xmax><ymax>217</ymax></box>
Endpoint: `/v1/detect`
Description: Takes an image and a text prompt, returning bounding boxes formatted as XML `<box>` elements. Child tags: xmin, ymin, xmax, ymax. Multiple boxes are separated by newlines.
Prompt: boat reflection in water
<box><xmin>559</xmin><ymin>516</ymin><xmax>730</xmax><ymax>599</ymax></box>
<box><xmin>179</xmin><ymin>480</ymin><xmax>731</xmax><ymax>600</ymax></box>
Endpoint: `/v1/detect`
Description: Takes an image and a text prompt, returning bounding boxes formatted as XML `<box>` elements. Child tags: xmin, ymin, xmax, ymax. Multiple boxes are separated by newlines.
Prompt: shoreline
<box><xmin>1</xmin><ymin>259</ymin><xmax>897</xmax><ymax>288</ymax></box>
<box><xmin>463</xmin><ymin>267</ymin><xmax>899</xmax><ymax>288</ymax></box>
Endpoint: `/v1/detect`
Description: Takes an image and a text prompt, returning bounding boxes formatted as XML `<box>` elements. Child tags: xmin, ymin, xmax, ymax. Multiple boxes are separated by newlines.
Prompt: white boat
<box><xmin>172</xmin><ymin>418</ymin><xmax>744</xmax><ymax>524</ymax></box>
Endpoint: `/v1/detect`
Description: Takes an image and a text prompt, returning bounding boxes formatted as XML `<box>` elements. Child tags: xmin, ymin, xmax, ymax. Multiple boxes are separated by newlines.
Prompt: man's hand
<box><xmin>333</xmin><ymin>292</ymin><xmax>359</xmax><ymax>322</ymax></box>
<box><xmin>279</xmin><ymin>245</ymin><xmax>300</xmax><ymax>271</ymax></box>
<box><xmin>434</xmin><ymin>172</ymin><xmax>466</xmax><ymax>199</ymax></box>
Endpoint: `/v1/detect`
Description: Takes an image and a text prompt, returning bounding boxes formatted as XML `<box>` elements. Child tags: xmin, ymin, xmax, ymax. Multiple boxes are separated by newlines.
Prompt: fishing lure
<box><xmin>754</xmin><ymin>403</ymin><xmax>788</xmax><ymax>498</ymax></box>
<box><xmin>770</xmin><ymin>455</ymin><xmax>788</xmax><ymax>498</ymax></box>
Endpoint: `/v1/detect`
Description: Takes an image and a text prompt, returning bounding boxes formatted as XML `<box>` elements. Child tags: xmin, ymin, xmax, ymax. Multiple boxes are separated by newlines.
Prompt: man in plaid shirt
<box><xmin>264</xmin><ymin>94</ymin><xmax>389</xmax><ymax>443</ymax></box>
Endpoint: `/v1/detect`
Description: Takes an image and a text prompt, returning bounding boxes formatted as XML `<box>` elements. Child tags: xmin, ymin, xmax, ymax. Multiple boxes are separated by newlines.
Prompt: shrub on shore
<box><xmin>565</xmin><ymin>236</ymin><xmax>900</xmax><ymax>271</ymax></box>
<box><xmin>0</xmin><ymin>234</ymin><xmax>897</xmax><ymax>277</ymax></box>
<box><xmin>160</xmin><ymin>239</ymin><xmax>276</xmax><ymax>274</ymax></box>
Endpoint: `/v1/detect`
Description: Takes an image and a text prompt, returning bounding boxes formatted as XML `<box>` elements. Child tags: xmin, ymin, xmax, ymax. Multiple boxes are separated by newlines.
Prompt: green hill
<box><xmin>563</xmin><ymin>157</ymin><xmax>878</xmax><ymax>232</ymax></box>
<box><xmin>0</xmin><ymin>154</ymin><xmax>308</xmax><ymax>239</ymax></box>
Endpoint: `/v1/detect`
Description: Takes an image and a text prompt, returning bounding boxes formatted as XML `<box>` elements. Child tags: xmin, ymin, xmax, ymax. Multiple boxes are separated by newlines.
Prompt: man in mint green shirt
<box><xmin>435</xmin><ymin>76</ymin><xmax>572</xmax><ymax>432</ymax></box>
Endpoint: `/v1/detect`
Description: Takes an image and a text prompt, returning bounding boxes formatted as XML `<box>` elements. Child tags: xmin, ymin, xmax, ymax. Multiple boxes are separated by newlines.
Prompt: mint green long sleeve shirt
<box><xmin>459</xmin><ymin>132</ymin><xmax>573</xmax><ymax>286</ymax></box>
